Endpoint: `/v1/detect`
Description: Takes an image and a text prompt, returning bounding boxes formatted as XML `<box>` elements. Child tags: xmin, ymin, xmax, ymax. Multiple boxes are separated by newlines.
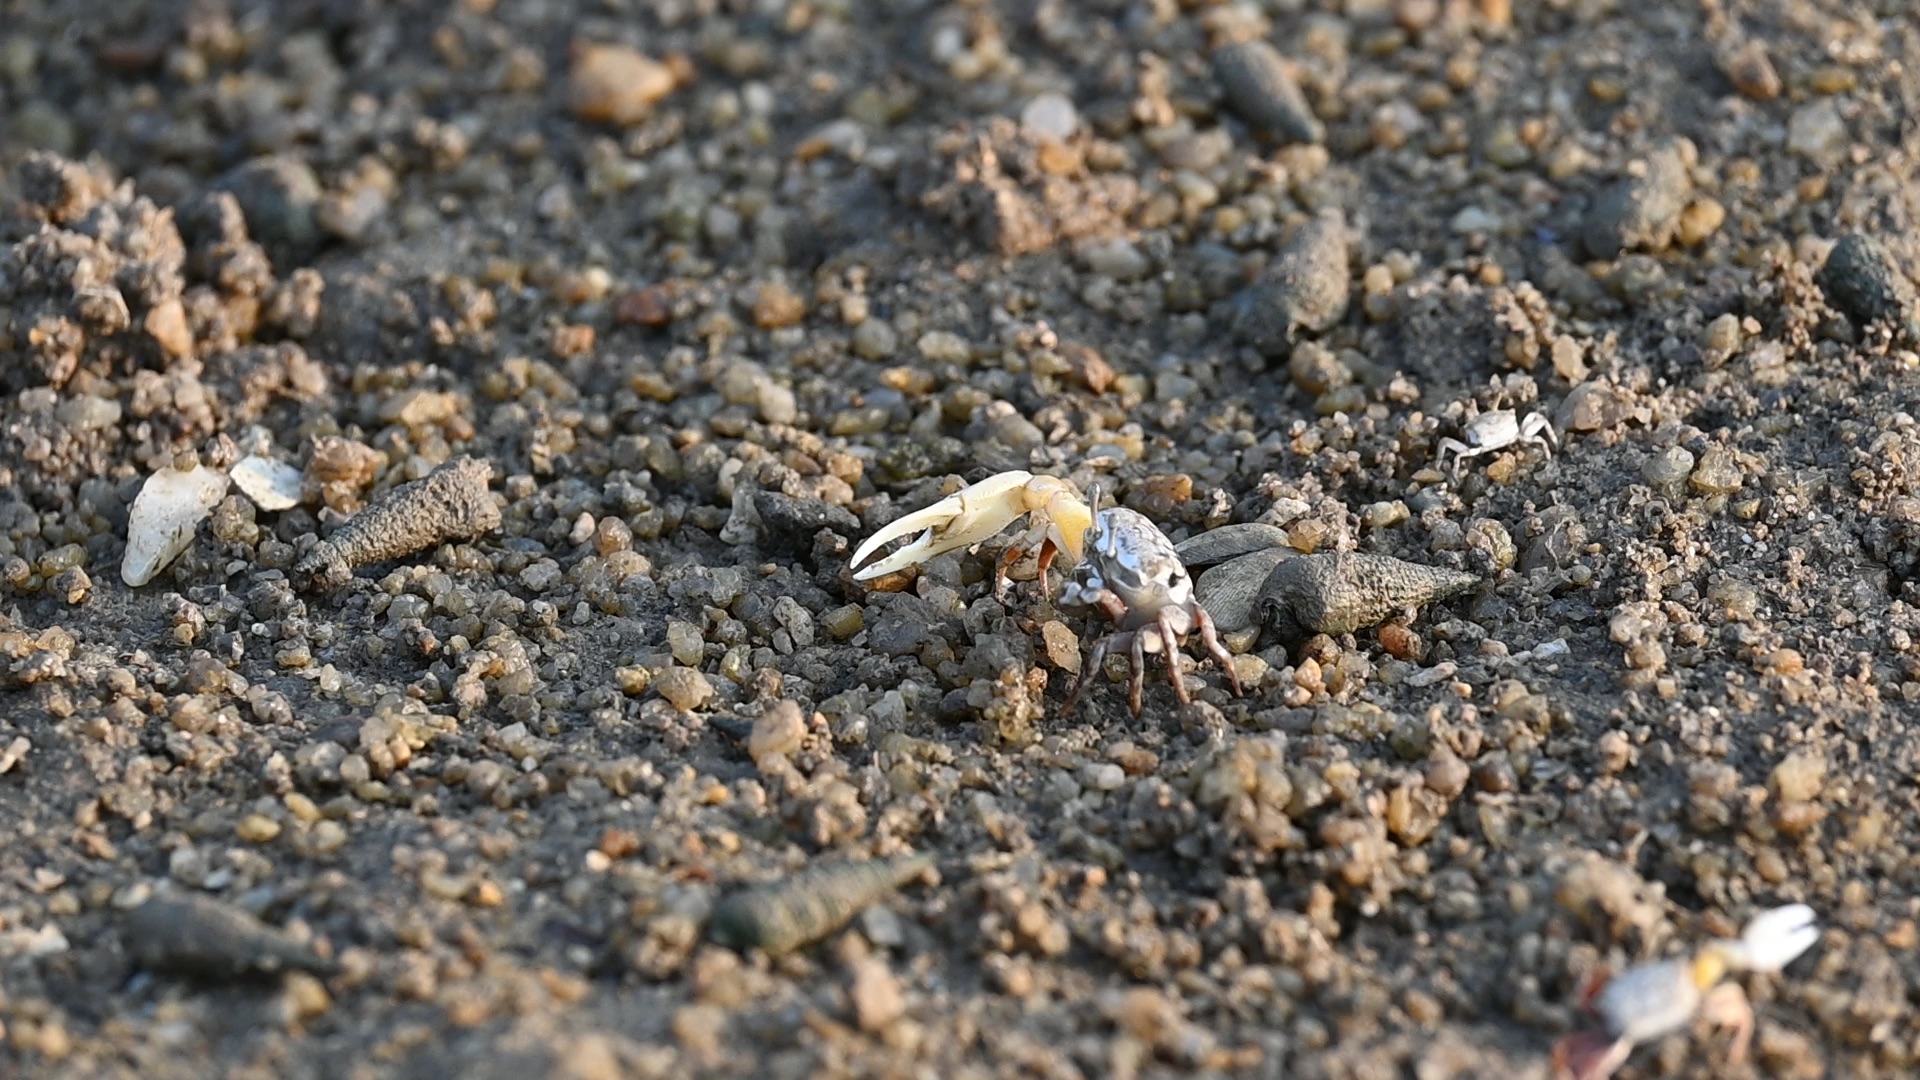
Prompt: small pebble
<box><xmin>752</xmin><ymin>490</ymin><xmax>861</xmax><ymax>555</ymax></box>
<box><xmin>1771</xmin><ymin>752</ymin><xmax>1826</xmax><ymax>803</ymax></box>
<box><xmin>217</xmin><ymin>155</ymin><xmax>322</xmax><ymax>251</ymax></box>
<box><xmin>1688</xmin><ymin>447</ymin><xmax>1742</xmax><ymax>494</ymax></box>
<box><xmin>749</xmin><ymin>699</ymin><xmax>807</xmax><ymax>764</ymax></box>
<box><xmin>859</xmin><ymin>906</ymin><xmax>905</xmax><ymax>949</ymax></box>
<box><xmin>852</xmin><ymin>319</ymin><xmax>898</xmax><ymax>359</ymax></box>
<box><xmin>281</xmin><ymin>971</ymin><xmax>332</xmax><ymax>1023</ymax></box>
<box><xmin>1040</xmin><ymin>620</ymin><xmax>1082</xmax><ymax>673</ymax></box>
<box><xmin>1582</xmin><ymin>139</ymin><xmax>1693</xmax><ymax>258</ymax></box>
<box><xmin>820</xmin><ymin>604</ymin><xmax>864</xmax><ymax>640</ymax></box>
<box><xmin>570</xmin><ymin>43</ymin><xmax>676</xmax><ymax>126</ymax></box>
<box><xmin>1642</xmin><ymin>447</ymin><xmax>1694</xmax><ymax>494</ymax></box>
<box><xmin>1019</xmin><ymin>91</ymin><xmax>1080</xmax><ymax>142</ymax></box>
<box><xmin>236</xmin><ymin>814</ymin><xmax>282</xmax><ymax>842</ymax></box>
<box><xmin>848</xmin><ymin>956</ymin><xmax>905</xmax><ymax>1032</ymax></box>
<box><xmin>1077</xmin><ymin>237</ymin><xmax>1149</xmax><ymax>280</ymax></box>
<box><xmin>231</xmin><ymin>455</ymin><xmax>304</xmax><ymax>512</ymax></box>
<box><xmin>1721</xmin><ymin>40</ymin><xmax>1781</xmax><ymax>100</ymax></box>
<box><xmin>917</xmin><ymin>330</ymin><xmax>971</xmax><ymax>365</ymax></box>
<box><xmin>655</xmin><ymin>667</ymin><xmax>715</xmax><ymax>712</ymax></box>
<box><xmin>0</xmin><ymin>737</ymin><xmax>32</xmax><ymax>775</ymax></box>
<box><xmin>1820</xmin><ymin>234</ymin><xmax>1916</xmax><ymax>333</ymax></box>
<box><xmin>145</xmin><ymin>299</ymin><xmax>193</xmax><ymax>359</ymax></box>
<box><xmin>1675</xmin><ymin>198</ymin><xmax>1725</xmax><ymax>246</ymax></box>
<box><xmin>307</xmin><ymin>436</ymin><xmax>384</xmax><ymax>487</ymax></box>
<box><xmin>752</xmin><ymin>281</ymin><xmax>806</xmax><ymax>329</ymax></box>
<box><xmin>1786</xmin><ymin>100</ymin><xmax>1847</xmax><ymax>163</ymax></box>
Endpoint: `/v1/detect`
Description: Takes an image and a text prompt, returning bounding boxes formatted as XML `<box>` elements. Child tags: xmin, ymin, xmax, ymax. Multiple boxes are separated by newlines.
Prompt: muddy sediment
<box><xmin>0</xmin><ymin>2</ymin><xmax>1915</xmax><ymax>1078</ymax></box>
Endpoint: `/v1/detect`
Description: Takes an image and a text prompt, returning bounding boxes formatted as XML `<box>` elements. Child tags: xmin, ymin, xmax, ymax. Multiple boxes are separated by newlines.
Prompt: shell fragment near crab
<box><xmin>849</xmin><ymin>471</ymin><xmax>1093</xmax><ymax>600</ymax></box>
<box><xmin>1552</xmin><ymin>903</ymin><xmax>1819</xmax><ymax>1080</ymax></box>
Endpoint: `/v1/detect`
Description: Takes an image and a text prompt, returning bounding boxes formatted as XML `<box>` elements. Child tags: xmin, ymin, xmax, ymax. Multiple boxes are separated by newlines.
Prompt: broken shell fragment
<box><xmin>122</xmin><ymin>464</ymin><xmax>231</xmax><ymax>587</ymax></box>
<box><xmin>293</xmin><ymin>456</ymin><xmax>500</xmax><ymax>593</ymax></box>
<box><xmin>1212</xmin><ymin>40</ymin><xmax>1324</xmax><ymax>146</ymax></box>
<box><xmin>709</xmin><ymin>854</ymin><xmax>934</xmax><ymax>956</ymax></box>
<box><xmin>230</xmin><ymin>455</ymin><xmax>304</xmax><ymax>512</ymax></box>
<box><xmin>1174</xmin><ymin>522</ymin><xmax>1297</xmax><ymax>568</ymax></box>
<box><xmin>1195</xmin><ymin>546</ymin><xmax>1296</xmax><ymax>636</ymax></box>
<box><xmin>1260</xmin><ymin>552</ymin><xmax>1481</xmax><ymax>644</ymax></box>
<box><xmin>125</xmin><ymin>894</ymin><xmax>338</xmax><ymax>978</ymax></box>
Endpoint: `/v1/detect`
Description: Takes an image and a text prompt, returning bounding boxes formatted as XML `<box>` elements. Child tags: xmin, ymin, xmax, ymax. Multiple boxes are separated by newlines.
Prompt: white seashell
<box><xmin>121</xmin><ymin>465</ymin><xmax>231</xmax><ymax>587</ymax></box>
<box><xmin>230</xmin><ymin>455</ymin><xmax>303</xmax><ymax>512</ymax></box>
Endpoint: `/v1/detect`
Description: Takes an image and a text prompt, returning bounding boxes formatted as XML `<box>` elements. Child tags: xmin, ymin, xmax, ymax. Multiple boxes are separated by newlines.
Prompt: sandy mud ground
<box><xmin>2</xmin><ymin>0</ymin><xmax>1920</xmax><ymax>1077</ymax></box>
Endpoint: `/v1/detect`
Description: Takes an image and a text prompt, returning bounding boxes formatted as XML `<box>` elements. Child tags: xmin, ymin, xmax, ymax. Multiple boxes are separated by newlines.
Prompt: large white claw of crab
<box><xmin>849</xmin><ymin>471</ymin><xmax>1092</xmax><ymax>583</ymax></box>
<box><xmin>1725</xmin><ymin>903</ymin><xmax>1819</xmax><ymax>974</ymax></box>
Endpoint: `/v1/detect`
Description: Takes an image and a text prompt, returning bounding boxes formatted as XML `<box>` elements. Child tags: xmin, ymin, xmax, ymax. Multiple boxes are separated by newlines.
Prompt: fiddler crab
<box><xmin>1436</xmin><ymin>409</ymin><xmax>1557</xmax><ymax>476</ymax></box>
<box><xmin>850</xmin><ymin>471</ymin><xmax>1094</xmax><ymax>600</ymax></box>
<box><xmin>1059</xmin><ymin>489</ymin><xmax>1244</xmax><ymax>717</ymax></box>
<box><xmin>849</xmin><ymin>472</ymin><xmax>1242</xmax><ymax>715</ymax></box>
<box><xmin>1553</xmin><ymin>903</ymin><xmax>1819</xmax><ymax>1080</ymax></box>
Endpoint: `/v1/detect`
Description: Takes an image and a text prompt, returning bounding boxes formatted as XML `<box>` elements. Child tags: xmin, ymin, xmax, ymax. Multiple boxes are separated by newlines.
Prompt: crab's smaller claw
<box><xmin>1551</xmin><ymin>1031</ymin><xmax>1630</xmax><ymax>1080</ymax></box>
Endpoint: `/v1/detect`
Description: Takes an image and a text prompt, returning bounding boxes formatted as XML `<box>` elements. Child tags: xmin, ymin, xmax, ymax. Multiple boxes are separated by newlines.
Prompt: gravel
<box><xmin>0</xmin><ymin>1</ymin><xmax>1913</xmax><ymax>1077</ymax></box>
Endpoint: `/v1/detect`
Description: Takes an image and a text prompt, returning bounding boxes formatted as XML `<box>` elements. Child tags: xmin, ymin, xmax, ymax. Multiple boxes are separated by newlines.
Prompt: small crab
<box><xmin>1059</xmin><ymin>494</ymin><xmax>1244</xmax><ymax>717</ymax></box>
<box><xmin>849</xmin><ymin>471</ymin><xmax>1092</xmax><ymax>600</ymax></box>
<box><xmin>1436</xmin><ymin>409</ymin><xmax>1557</xmax><ymax>475</ymax></box>
<box><xmin>1553</xmin><ymin>903</ymin><xmax>1819</xmax><ymax>1080</ymax></box>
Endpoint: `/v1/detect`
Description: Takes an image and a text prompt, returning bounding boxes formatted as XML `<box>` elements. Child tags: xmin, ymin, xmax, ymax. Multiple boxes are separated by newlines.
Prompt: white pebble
<box><xmin>569</xmin><ymin>513</ymin><xmax>596</xmax><ymax>546</ymax></box>
<box><xmin>1020</xmin><ymin>91</ymin><xmax>1080</xmax><ymax>142</ymax></box>
<box><xmin>122</xmin><ymin>464</ymin><xmax>231</xmax><ymax>587</ymax></box>
<box><xmin>806</xmin><ymin>118</ymin><xmax>867</xmax><ymax>160</ymax></box>
<box><xmin>1081</xmin><ymin>763</ymin><xmax>1127</xmax><ymax>792</ymax></box>
<box><xmin>917</xmin><ymin>330</ymin><xmax>972</xmax><ymax>364</ymax></box>
<box><xmin>1786</xmin><ymin>100</ymin><xmax>1847</xmax><ymax>163</ymax></box>
<box><xmin>741</xmin><ymin>82</ymin><xmax>774</xmax><ymax>118</ymax></box>
<box><xmin>1449</xmin><ymin>206</ymin><xmax>1504</xmax><ymax>234</ymax></box>
<box><xmin>1405</xmin><ymin>661</ymin><xmax>1457</xmax><ymax>688</ymax></box>
<box><xmin>230</xmin><ymin>455</ymin><xmax>304</xmax><ymax>512</ymax></box>
<box><xmin>1076</xmin><ymin>236</ymin><xmax>1149</xmax><ymax>280</ymax></box>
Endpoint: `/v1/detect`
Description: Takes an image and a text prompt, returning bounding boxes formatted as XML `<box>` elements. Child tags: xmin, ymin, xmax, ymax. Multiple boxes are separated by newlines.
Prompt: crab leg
<box><xmin>1699</xmin><ymin>983</ymin><xmax>1754</xmax><ymax>1066</ymax></box>
<box><xmin>991</xmin><ymin>519</ymin><xmax>1061</xmax><ymax>600</ymax></box>
<box><xmin>1064</xmin><ymin>634</ymin><xmax>1113</xmax><ymax>716</ymax></box>
<box><xmin>1194</xmin><ymin>604</ymin><xmax>1244</xmax><ymax>697</ymax></box>
<box><xmin>1551</xmin><ymin>1032</ymin><xmax>1631</xmax><ymax>1080</ymax></box>
<box><xmin>1128</xmin><ymin>631</ymin><xmax>1148</xmax><ymax>716</ymax></box>
<box><xmin>1158</xmin><ymin>616</ymin><xmax>1191</xmax><ymax>705</ymax></box>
